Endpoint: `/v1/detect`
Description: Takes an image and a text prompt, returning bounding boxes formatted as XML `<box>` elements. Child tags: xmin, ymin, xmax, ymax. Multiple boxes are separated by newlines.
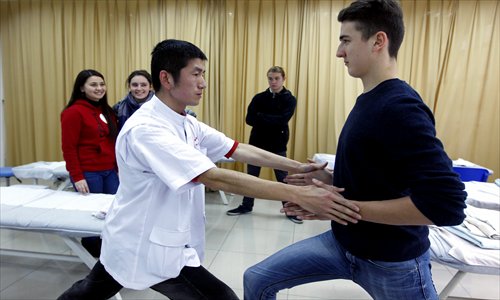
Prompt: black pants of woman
<box><xmin>58</xmin><ymin>260</ymin><xmax>239</xmax><ymax>300</ymax></box>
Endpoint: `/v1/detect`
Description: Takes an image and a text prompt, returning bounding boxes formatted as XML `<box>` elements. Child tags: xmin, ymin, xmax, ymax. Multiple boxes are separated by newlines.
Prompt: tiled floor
<box><xmin>1</xmin><ymin>190</ymin><xmax>499</xmax><ymax>300</ymax></box>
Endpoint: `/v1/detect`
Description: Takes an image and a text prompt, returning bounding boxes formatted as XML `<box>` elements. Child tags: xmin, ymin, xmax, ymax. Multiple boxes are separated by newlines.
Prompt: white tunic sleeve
<box><xmin>125</xmin><ymin>124</ymin><xmax>216</xmax><ymax>192</ymax></box>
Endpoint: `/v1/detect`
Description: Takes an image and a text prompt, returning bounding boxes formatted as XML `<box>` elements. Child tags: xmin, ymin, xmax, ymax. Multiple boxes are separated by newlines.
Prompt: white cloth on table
<box><xmin>12</xmin><ymin>161</ymin><xmax>68</xmax><ymax>180</ymax></box>
<box><xmin>21</xmin><ymin>191</ymin><xmax>115</xmax><ymax>212</ymax></box>
<box><xmin>1</xmin><ymin>185</ymin><xmax>114</xmax><ymax>237</ymax></box>
<box><xmin>465</xmin><ymin>205</ymin><xmax>499</xmax><ymax>233</ymax></box>
<box><xmin>312</xmin><ymin>153</ymin><xmax>336</xmax><ymax>170</ymax></box>
<box><xmin>464</xmin><ymin>181</ymin><xmax>500</xmax><ymax>210</ymax></box>
<box><xmin>0</xmin><ymin>185</ymin><xmax>52</xmax><ymax>206</ymax></box>
<box><xmin>429</xmin><ymin>179</ymin><xmax>500</xmax><ymax>275</ymax></box>
<box><xmin>443</xmin><ymin>204</ymin><xmax>500</xmax><ymax>249</ymax></box>
<box><xmin>429</xmin><ymin>226</ymin><xmax>499</xmax><ymax>271</ymax></box>
<box><xmin>445</xmin><ymin>226</ymin><xmax>499</xmax><ymax>250</ymax></box>
<box><xmin>463</xmin><ymin>217</ymin><xmax>498</xmax><ymax>239</ymax></box>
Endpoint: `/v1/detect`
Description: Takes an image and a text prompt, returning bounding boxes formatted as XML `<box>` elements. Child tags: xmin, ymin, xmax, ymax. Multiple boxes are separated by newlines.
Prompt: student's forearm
<box><xmin>354</xmin><ymin>196</ymin><xmax>434</xmax><ymax>225</ymax></box>
<box><xmin>284</xmin><ymin>181</ymin><xmax>429</xmax><ymax>225</ymax></box>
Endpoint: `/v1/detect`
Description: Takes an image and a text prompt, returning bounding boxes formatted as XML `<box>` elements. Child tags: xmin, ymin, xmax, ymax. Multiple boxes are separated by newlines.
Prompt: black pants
<box><xmin>58</xmin><ymin>260</ymin><xmax>239</xmax><ymax>300</ymax></box>
<box><xmin>241</xmin><ymin>151</ymin><xmax>288</xmax><ymax>209</ymax></box>
<box><xmin>81</xmin><ymin>236</ymin><xmax>102</xmax><ymax>258</ymax></box>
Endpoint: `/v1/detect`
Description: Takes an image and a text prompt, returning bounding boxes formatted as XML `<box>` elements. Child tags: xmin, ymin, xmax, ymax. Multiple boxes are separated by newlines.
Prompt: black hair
<box><xmin>150</xmin><ymin>39</ymin><xmax>207</xmax><ymax>92</ymax></box>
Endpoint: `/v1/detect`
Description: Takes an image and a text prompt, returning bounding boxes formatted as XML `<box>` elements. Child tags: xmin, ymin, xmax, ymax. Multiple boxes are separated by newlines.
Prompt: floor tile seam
<box><xmin>0</xmin><ymin>264</ymin><xmax>38</xmax><ymax>293</ymax></box>
<box><xmin>205</xmin><ymin>215</ymin><xmax>241</xmax><ymax>268</ymax></box>
<box><xmin>230</xmin><ymin>225</ymin><xmax>295</xmax><ymax>235</ymax></box>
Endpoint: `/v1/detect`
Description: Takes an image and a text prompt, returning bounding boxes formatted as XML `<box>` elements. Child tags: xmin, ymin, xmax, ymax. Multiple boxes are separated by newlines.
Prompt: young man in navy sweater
<box><xmin>243</xmin><ymin>1</ymin><xmax>467</xmax><ymax>299</ymax></box>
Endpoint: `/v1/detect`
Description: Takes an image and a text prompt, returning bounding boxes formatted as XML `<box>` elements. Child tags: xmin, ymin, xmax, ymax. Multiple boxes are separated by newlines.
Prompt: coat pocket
<box><xmin>146</xmin><ymin>226</ymin><xmax>191</xmax><ymax>278</ymax></box>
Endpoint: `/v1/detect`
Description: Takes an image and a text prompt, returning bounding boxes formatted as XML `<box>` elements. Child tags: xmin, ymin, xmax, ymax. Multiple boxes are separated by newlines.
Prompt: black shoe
<box><xmin>286</xmin><ymin>215</ymin><xmax>303</xmax><ymax>224</ymax></box>
<box><xmin>226</xmin><ymin>205</ymin><xmax>252</xmax><ymax>216</ymax></box>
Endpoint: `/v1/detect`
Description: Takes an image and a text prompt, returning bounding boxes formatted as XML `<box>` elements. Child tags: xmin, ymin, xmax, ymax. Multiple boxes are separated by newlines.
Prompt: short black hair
<box><xmin>338</xmin><ymin>0</ymin><xmax>404</xmax><ymax>58</ymax></box>
<box><xmin>150</xmin><ymin>39</ymin><xmax>208</xmax><ymax>92</ymax></box>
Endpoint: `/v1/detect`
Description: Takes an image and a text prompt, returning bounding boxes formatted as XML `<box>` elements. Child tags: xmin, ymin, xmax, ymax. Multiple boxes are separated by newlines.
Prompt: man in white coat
<box><xmin>58</xmin><ymin>39</ymin><xmax>361</xmax><ymax>300</ymax></box>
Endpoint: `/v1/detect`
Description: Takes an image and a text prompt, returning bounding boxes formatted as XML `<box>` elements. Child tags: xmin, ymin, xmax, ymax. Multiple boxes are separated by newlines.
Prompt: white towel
<box><xmin>464</xmin><ymin>217</ymin><xmax>499</xmax><ymax>239</ymax></box>
<box><xmin>429</xmin><ymin>226</ymin><xmax>500</xmax><ymax>269</ymax></box>
<box><xmin>466</xmin><ymin>206</ymin><xmax>499</xmax><ymax>233</ymax></box>
<box><xmin>465</xmin><ymin>181</ymin><xmax>500</xmax><ymax>210</ymax></box>
<box><xmin>445</xmin><ymin>226</ymin><xmax>500</xmax><ymax>249</ymax></box>
<box><xmin>449</xmin><ymin>246</ymin><xmax>500</xmax><ymax>269</ymax></box>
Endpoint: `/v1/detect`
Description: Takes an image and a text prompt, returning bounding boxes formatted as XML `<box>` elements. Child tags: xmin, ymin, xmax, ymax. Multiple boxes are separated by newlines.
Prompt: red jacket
<box><xmin>61</xmin><ymin>99</ymin><xmax>117</xmax><ymax>182</ymax></box>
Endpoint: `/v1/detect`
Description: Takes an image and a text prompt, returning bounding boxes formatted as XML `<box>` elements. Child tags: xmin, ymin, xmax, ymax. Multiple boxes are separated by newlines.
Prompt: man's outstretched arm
<box><xmin>197</xmin><ymin>167</ymin><xmax>361</xmax><ymax>225</ymax></box>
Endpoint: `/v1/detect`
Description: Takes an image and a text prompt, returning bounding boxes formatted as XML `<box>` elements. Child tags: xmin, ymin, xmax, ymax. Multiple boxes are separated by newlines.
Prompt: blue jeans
<box><xmin>244</xmin><ymin>231</ymin><xmax>438</xmax><ymax>300</ymax></box>
<box><xmin>71</xmin><ymin>169</ymin><xmax>119</xmax><ymax>194</ymax></box>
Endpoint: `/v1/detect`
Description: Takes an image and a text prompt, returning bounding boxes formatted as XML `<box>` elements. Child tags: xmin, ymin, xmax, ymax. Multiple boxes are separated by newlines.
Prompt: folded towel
<box><xmin>465</xmin><ymin>181</ymin><xmax>499</xmax><ymax>210</ymax></box>
<box><xmin>446</xmin><ymin>226</ymin><xmax>500</xmax><ymax>249</ymax></box>
<box><xmin>466</xmin><ymin>206</ymin><xmax>499</xmax><ymax>232</ymax></box>
<box><xmin>465</xmin><ymin>217</ymin><xmax>499</xmax><ymax>239</ymax></box>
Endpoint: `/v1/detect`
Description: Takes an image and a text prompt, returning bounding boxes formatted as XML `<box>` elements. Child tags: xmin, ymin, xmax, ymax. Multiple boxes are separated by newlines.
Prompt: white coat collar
<box><xmin>150</xmin><ymin>95</ymin><xmax>187</xmax><ymax>126</ymax></box>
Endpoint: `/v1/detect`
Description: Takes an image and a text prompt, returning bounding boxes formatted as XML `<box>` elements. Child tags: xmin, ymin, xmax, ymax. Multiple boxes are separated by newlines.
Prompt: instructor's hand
<box><xmin>291</xmin><ymin>179</ymin><xmax>360</xmax><ymax>225</ymax></box>
<box><xmin>287</xmin><ymin>159</ymin><xmax>333</xmax><ymax>186</ymax></box>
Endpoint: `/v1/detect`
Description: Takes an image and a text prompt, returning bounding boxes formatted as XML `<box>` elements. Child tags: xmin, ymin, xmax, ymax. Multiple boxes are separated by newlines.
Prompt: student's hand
<box><xmin>74</xmin><ymin>179</ymin><xmax>90</xmax><ymax>194</ymax></box>
<box><xmin>291</xmin><ymin>179</ymin><xmax>360</xmax><ymax>225</ymax></box>
<box><xmin>287</xmin><ymin>160</ymin><xmax>333</xmax><ymax>186</ymax></box>
<box><xmin>281</xmin><ymin>202</ymin><xmax>322</xmax><ymax>219</ymax></box>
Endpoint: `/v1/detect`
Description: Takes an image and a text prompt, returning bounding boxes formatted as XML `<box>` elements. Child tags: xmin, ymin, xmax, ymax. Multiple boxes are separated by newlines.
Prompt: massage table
<box><xmin>12</xmin><ymin>161</ymin><xmax>71</xmax><ymax>190</ymax></box>
<box><xmin>429</xmin><ymin>181</ymin><xmax>499</xmax><ymax>299</ymax></box>
<box><xmin>0</xmin><ymin>185</ymin><xmax>112</xmax><ymax>268</ymax></box>
<box><xmin>312</xmin><ymin>154</ymin><xmax>499</xmax><ymax>299</ymax></box>
<box><xmin>0</xmin><ymin>166</ymin><xmax>21</xmax><ymax>186</ymax></box>
<box><xmin>0</xmin><ymin>185</ymin><xmax>122</xmax><ymax>299</ymax></box>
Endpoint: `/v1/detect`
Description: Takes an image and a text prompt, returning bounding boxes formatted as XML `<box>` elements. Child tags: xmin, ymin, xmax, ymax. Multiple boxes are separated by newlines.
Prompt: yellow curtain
<box><xmin>399</xmin><ymin>0</ymin><xmax>499</xmax><ymax>180</ymax></box>
<box><xmin>433</xmin><ymin>1</ymin><xmax>499</xmax><ymax>176</ymax></box>
<box><xmin>1</xmin><ymin>0</ymin><xmax>498</xmax><ymax>181</ymax></box>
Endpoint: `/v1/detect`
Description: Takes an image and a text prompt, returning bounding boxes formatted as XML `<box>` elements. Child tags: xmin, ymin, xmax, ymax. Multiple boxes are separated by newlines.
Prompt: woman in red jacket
<box><xmin>61</xmin><ymin>69</ymin><xmax>119</xmax><ymax>257</ymax></box>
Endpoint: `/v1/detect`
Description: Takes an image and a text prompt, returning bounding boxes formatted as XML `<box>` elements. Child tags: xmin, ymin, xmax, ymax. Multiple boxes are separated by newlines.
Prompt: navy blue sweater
<box><xmin>332</xmin><ymin>79</ymin><xmax>466</xmax><ymax>262</ymax></box>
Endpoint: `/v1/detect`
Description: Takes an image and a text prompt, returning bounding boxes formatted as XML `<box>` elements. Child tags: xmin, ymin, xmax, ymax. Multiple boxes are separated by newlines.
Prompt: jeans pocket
<box><xmin>366</xmin><ymin>258</ymin><xmax>418</xmax><ymax>273</ymax></box>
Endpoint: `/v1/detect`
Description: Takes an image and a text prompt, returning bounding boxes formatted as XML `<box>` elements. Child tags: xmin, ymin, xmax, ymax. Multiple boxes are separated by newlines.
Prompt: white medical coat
<box><xmin>100</xmin><ymin>96</ymin><xmax>235</xmax><ymax>289</ymax></box>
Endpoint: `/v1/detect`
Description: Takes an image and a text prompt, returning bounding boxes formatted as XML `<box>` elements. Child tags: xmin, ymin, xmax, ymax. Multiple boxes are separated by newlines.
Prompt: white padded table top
<box><xmin>12</xmin><ymin>161</ymin><xmax>69</xmax><ymax>180</ymax></box>
<box><xmin>1</xmin><ymin>185</ymin><xmax>114</xmax><ymax>237</ymax></box>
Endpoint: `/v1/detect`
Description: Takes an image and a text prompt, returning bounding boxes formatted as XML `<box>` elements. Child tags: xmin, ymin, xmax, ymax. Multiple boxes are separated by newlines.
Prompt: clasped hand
<box><xmin>285</xmin><ymin>160</ymin><xmax>361</xmax><ymax>225</ymax></box>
